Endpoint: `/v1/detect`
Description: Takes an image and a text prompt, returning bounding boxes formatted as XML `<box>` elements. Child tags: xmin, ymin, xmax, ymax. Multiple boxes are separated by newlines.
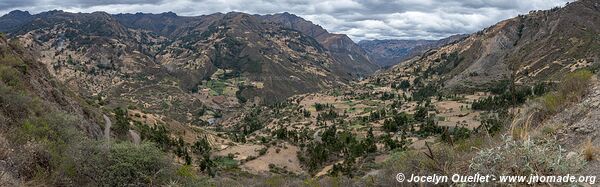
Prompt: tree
<box><xmin>418</xmin><ymin>116</ymin><xmax>442</xmax><ymax>136</ymax></box>
<box><xmin>113</xmin><ymin>107</ymin><xmax>130</xmax><ymax>135</ymax></box>
<box><xmin>414</xmin><ymin>106</ymin><xmax>427</xmax><ymax>122</ymax></box>
<box><xmin>364</xmin><ymin>127</ymin><xmax>377</xmax><ymax>153</ymax></box>
<box><xmin>303</xmin><ymin>109</ymin><xmax>311</xmax><ymax>118</ymax></box>
<box><xmin>193</xmin><ymin>137</ymin><xmax>215</xmax><ymax>177</ymax></box>
<box><xmin>380</xmin><ymin>134</ymin><xmax>403</xmax><ymax>151</ymax></box>
<box><xmin>399</xmin><ymin>80</ymin><xmax>410</xmax><ymax>90</ymax></box>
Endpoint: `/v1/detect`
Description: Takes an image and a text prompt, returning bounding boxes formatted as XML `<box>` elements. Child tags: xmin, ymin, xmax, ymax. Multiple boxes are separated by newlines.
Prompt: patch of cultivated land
<box><xmin>242</xmin><ymin>142</ymin><xmax>302</xmax><ymax>174</ymax></box>
<box><xmin>214</xmin><ymin>144</ymin><xmax>265</xmax><ymax>161</ymax></box>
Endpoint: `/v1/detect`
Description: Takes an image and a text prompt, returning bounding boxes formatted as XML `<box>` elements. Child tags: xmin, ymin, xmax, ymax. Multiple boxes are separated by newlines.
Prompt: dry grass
<box><xmin>581</xmin><ymin>138</ymin><xmax>597</xmax><ymax>161</ymax></box>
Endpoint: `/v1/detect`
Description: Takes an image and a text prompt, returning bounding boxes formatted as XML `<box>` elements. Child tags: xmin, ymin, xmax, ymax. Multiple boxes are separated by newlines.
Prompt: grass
<box><xmin>214</xmin><ymin>156</ymin><xmax>238</xmax><ymax>170</ymax></box>
<box><xmin>206</xmin><ymin>80</ymin><xmax>227</xmax><ymax>96</ymax></box>
<box><xmin>581</xmin><ymin>138</ymin><xmax>596</xmax><ymax>161</ymax></box>
<box><xmin>222</xmin><ymin>86</ymin><xmax>237</xmax><ymax>96</ymax></box>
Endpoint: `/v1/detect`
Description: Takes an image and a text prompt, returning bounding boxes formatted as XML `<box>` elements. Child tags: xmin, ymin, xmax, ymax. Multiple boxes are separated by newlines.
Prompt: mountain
<box><xmin>358</xmin><ymin>34</ymin><xmax>468</xmax><ymax>67</ymax></box>
<box><xmin>0</xmin><ymin>10</ymin><xmax>379</xmax><ymax>125</ymax></box>
<box><xmin>378</xmin><ymin>0</ymin><xmax>600</xmax><ymax>92</ymax></box>
<box><xmin>1</xmin><ymin>0</ymin><xmax>600</xmax><ymax>186</ymax></box>
<box><xmin>262</xmin><ymin>12</ymin><xmax>380</xmax><ymax>75</ymax></box>
<box><xmin>0</xmin><ymin>11</ymin><xmax>378</xmax><ymax>100</ymax></box>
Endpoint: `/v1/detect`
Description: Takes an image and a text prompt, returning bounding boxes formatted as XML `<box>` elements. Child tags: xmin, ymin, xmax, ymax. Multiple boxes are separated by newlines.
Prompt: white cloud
<box><xmin>0</xmin><ymin>0</ymin><xmax>574</xmax><ymax>41</ymax></box>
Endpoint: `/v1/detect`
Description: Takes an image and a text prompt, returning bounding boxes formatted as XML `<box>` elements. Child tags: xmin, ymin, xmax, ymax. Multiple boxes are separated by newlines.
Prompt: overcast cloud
<box><xmin>0</xmin><ymin>0</ymin><xmax>574</xmax><ymax>41</ymax></box>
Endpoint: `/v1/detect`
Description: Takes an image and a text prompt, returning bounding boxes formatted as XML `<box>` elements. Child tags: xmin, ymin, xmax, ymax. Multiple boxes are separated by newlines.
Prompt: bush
<box><xmin>540</xmin><ymin>93</ymin><xmax>563</xmax><ymax>113</ymax></box>
<box><xmin>470</xmin><ymin>136</ymin><xmax>584</xmax><ymax>176</ymax></box>
<box><xmin>559</xmin><ymin>70</ymin><xmax>593</xmax><ymax>99</ymax></box>
<box><xmin>0</xmin><ymin>65</ymin><xmax>21</xmax><ymax>88</ymax></box>
<box><xmin>540</xmin><ymin>70</ymin><xmax>592</xmax><ymax>114</ymax></box>
<box><xmin>80</xmin><ymin>142</ymin><xmax>173</xmax><ymax>186</ymax></box>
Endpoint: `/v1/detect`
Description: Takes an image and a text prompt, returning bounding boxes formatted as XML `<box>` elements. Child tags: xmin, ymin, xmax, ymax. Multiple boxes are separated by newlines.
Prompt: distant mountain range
<box><xmin>358</xmin><ymin>34</ymin><xmax>468</xmax><ymax>67</ymax></box>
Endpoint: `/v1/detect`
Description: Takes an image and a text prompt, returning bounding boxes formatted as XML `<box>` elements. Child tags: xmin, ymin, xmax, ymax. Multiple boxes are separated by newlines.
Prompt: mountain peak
<box><xmin>5</xmin><ymin>10</ymin><xmax>31</xmax><ymax>17</ymax></box>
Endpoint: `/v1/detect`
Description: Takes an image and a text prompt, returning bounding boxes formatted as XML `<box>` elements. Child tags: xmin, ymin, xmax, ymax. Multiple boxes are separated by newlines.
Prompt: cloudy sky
<box><xmin>0</xmin><ymin>0</ymin><xmax>574</xmax><ymax>41</ymax></box>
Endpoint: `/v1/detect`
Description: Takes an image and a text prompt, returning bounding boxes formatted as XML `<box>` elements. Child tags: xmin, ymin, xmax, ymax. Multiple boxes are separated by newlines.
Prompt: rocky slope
<box><xmin>378</xmin><ymin>0</ymin><xmax>599</xmax><ymax>93</ymax></box>
<box><xmin>358</xmin><ymin>34</ymin><xmax>467</xmax><ymax>67</ymax></box>
<box><xmin>262</xmin><ymin>12</ymin><xmax>379</xmax><ymax>75</ymax></box>
<box><xmin>0</xmin><ymin>10</ymin><xmax>379</xmax><ymax>107</ymax></box>
<box><xmin>0</xmin><ymin>10</ymin><xmax>380</xmax><ymax>125</ymax></box>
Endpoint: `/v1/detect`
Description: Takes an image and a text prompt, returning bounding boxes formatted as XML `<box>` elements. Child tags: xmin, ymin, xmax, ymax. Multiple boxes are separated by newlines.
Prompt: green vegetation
<box><xmin>314</xmin><ymin>103</ymin><xmax>334</xmax><ymax>111</ymax></box>
<box><xmin>540</xmin><ymin>70</ymin><xmax>592</xmax><ymax>114</ymax></box>
<box><xmin>82</xmin><ymin>142</ymin><xmax>174</xmax><ymax>186</ymax></box>
<box><xmin>299</xmin><ymin>125</ymin><xmax>379</xmax><ymax>174</ymax></box>
<box><xmin>135</xmin><ymin>122</ymin><xmax>172</xmax><ymax>149</ymax></box>
<box><xmin>382</xmin><ymin>112</ymin><xmax>409</xmax><ymax>133</ymax></box>
<box><xmin>206</xmin><ymin>79</ymin><xmax>226</xmax><ymax>95</ymax></box>
<box><xmin>0</xmin><ymin>38</ymin><xmax>212</xmax><ymax>186</ymax></box>
<box><xmin>471</xmin><ymin>84</ymin><xmax>543</xmax><ymax>111</ymax></box>
<box><xmin>112</xmin><ymin>107</ymin><xmax>130</xmax><ymax>136</ymax></box>
<box><xmin>433</xmin><ymin>51</ymin><xmax>463</xmax><ymax>75</ymax></box>
<box><xmin>316</xmin><ymin>108</ymin><xmax>339</xmax><ymax>121</ymax></box>
<box><xmin>412</xmin><ymin>84</ymin><xmax>438</xmax><ymax>101</ymax></box>
<box><xmin>193</xmin><ymin>137</ymin><xmax>216</xmax><ymax>177</ymax></box>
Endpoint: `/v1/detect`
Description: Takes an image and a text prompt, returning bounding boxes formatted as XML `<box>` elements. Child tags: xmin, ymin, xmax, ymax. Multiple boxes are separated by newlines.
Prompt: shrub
<box><xmin>176</xmin><ymin>164</ymin><xmax>197</xmax><ymax>179</ymax></box>
<box><xmin>0</xmin><ymin>65</ymin><xmax>21</xmax><ymax>88</ymax></box>
<box><xmin>0</xmin><ymin>84</ymin><xmax>33</xmax><ymax>122</ymax></box>
<box><xmin>80</xmin><ymin>142</ymin><xmax>173</xmax><ymax>186</ymax></box>
<box><xmin>539</xmin><ymin>69</ymin><xmax>592</xmax><ymax>115</ymax></box>
<box><xmin>559</xmin><ymin>70</ymin><xmax>593</xmax><ymax>100</ymax></box>
<box><xmin>470</xmin><ymin>136</ymin><xmax>584</xmax><ymax>176</ymax></box>
<box><xmin>581</xmin><ymin>138</ymin><xmax>597</xmax><ymax>161</ymax></box>
<box><xmin>540</xmin><ymin>93</ymin><xmax>563</xmax><ymax>113</ymax></box>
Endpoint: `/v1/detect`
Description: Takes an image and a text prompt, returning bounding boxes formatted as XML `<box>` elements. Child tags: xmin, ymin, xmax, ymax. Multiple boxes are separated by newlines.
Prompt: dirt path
<box><xmin>103</xmin><ymin>114</ymin><xmax>111</xmax><ymax>142</ymax></box>
<box><xmin>129</xmin><ymin>130</ymin><xmax>140</xmax><ymax>145</ymax></box>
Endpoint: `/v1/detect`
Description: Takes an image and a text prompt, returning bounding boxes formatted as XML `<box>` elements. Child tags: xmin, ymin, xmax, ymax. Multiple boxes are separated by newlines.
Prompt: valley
<box><xmin>0</xmin><ymin>0</ymin><xmax>599</xmax><ymax>186</ymax></box>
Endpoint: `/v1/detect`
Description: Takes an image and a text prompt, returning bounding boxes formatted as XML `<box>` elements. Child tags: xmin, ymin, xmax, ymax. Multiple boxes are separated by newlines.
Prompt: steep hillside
<box><xmin>0</xmin><ymin>11</ymin><xmax>378</xmax><ymax>108</ymax></box>
<box><xmin>358</xmin><ymin>34</ymin><xmax>467</xmax><ymax>67</ymax></box>
<box><xmin>0</xmin><ymin>35</ymin><xmax>102</xmax><ymax>136</ymax></box>
<box><xmin>262</xmin><ymin>12</ymin><xmax>380</xmax><ymax>76</ymax></box>
<box><xmin>0</xmin><ymin>10</ymin><xmax>382</xmax><ymax>125</ymax></box>
<box><xmin>0</xmin><ymin>35</ymin><xmax>221</xmax><ymax>186</ymax></box>
<box><xmin>0</xmin><ymin>35</ymin><xmax>105</xmax><ymax>185</ymax></box>
<box><xmin>379</xmin><ymin>0</ymin><xmax>599</xmax><ymax>93</ymax></box>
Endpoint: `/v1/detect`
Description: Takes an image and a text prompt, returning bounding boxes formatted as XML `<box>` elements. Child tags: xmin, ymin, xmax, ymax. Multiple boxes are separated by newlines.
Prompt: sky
<box><xmin>0</xmin><ymin>0</ymin><xmax>574</xmax><ymax>41</ymax></box>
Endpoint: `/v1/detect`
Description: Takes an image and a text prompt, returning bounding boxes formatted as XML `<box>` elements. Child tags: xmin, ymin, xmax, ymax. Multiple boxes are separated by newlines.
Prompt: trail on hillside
<box><xmin>103</xmin><ymin>114</ymin><xmax>111</xmax><ymax>142</ymax></box>
<box><xmin>129</xmin><ymin>130</ymin><xmax>140</xmax><ymax>145</ymax></box>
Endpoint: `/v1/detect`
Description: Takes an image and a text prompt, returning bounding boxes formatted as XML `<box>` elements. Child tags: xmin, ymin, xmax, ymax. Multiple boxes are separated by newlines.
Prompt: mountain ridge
<box><xmin>0</xmin><ymin>10</ymin><xmax>379</xmax><ymax>109</ymax></box>
<box><xmin>376</xmin><ymin>0</ymin><xmax>599</xmax><ymax>93</ymax></box>
<box><xmin>358</xmin><ymin>34</ymin><xmax>468</xmax><ymax>67</ymax></box>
